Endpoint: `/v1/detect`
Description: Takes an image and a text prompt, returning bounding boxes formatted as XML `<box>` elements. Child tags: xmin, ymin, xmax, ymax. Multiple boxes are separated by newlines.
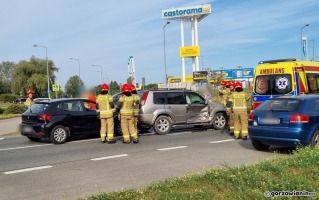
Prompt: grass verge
<box><xmin>0</xmin><ymin>114</ymin><xmax>21</xmax><ymax>120</ymax></box>
<box><xmin>82</xmin><ymin>147</ymin><xmax>319</xmax><ymax>200</ymax></box>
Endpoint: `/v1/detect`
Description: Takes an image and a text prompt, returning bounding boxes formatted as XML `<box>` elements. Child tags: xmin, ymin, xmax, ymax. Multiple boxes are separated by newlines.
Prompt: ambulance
<box><xmin>251</xmin><ymin>58</ymin><xmax>319</xmax><ymax>110</ymax></box>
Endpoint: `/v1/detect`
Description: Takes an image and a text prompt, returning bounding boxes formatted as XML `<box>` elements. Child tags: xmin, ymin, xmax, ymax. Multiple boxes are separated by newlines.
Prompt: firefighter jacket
<box><xmin>118</xmin><ymin>95</ymin><xmax>134</xmax><ymax>116</ymax></box>
<box><xmin>132</xmin><ymin>94</ymin><xmax>140</xmax><ymax>117</ymax></box>
<box><xmin>227</xmin><ymin>91</ymin><xmax>250</xmax><ymax>111</ymax></box>
<box><xmin>219</xmin><ymin>88</ymin><xmax>230</xmax><ymax>106</ymax></box>
<box><xmin>25</xmin><ymin>98</ymin><xmax>33</xmax><ymax>109</ymax></box>
<box><xmin>96</xmin><ymin>94</ymin><xmax>114</xmax><ymax>118</ymax></box>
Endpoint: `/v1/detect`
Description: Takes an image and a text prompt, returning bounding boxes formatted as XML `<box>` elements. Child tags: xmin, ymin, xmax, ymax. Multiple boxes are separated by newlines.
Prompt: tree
<box><xmin>145</xmin><ymin>83</ymin><xmax>158</xmax><ymax>90</ymax></box>
<box><xmin>0</xmin><ymin>61</ymin><xmax>16</xmax><ymax>94</ymax></box>
<box><xmin>11</xmin><ymin>56</ymin><xmax>58</xmax><ymax>97</ymax></box>
<box><xmin>65</xmin><ymin>75</ymin><xmax>84</xmax><ymax>97</ymax></box>
<box><xmin>127</xmin><ymin>77</ymin><xmax>133</xmax><ymax>84</ymax></box>
<box><xmin>110</xmin><ymin>81</ymin><xmax>120</xmax><ymax>94</ymax></box>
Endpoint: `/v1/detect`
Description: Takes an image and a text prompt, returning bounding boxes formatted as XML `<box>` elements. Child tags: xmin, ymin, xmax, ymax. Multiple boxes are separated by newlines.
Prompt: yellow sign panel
<box><xmin>180</xmin><ymin>46</ymin><xmax>200</xmax><ymax>57</ymax></box>
<box><xmin>168</xmin><ymin>76</ymin><xmax>193</xmax><ymax>83</ymax></box>
<box><xmin>52</xmin><ymin>84</ymin><xmax>60</xmax><ymax>92</ymax></box>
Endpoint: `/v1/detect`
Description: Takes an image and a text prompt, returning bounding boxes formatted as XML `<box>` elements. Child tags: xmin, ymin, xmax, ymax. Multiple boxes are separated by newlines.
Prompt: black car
<box><xmin>13</xmin><ymin>98</ymin><xmax>27</xmax><ymax>104</ymax></box>
<box><xmin>20</xmin><ymin>98</ymin><xmax>104</xmax><ymax>144</ymax></box>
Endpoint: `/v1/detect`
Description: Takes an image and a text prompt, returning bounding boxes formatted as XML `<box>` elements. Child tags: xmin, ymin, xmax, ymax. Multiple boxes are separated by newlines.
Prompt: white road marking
<box><xmin>209</xmin><ymin>139</ymin><xmax>235</xmax><ymax>144</ymax></box>
<box><xmin>4</xmin><ymin>165</ymin><xmax>52</xmax><ymax>175</ymax></box>
<box><xmin>0</xmin><ymin>144</ymin><xmax>52</xmax><ymax>151</ymax></box>
<box><xmin>157</xmin><ymin>146</ymin><xmax>188</xmax><ymax>151</ymax></box>
<box><xmin>0</xmin><ymin>138</ymin><xmax>4</xmax><ymax>140</ymax></box>
<box><xmin>91</xmin><ymin>154</ymin><xmax>128</xmax><ymax>161</ymax></box>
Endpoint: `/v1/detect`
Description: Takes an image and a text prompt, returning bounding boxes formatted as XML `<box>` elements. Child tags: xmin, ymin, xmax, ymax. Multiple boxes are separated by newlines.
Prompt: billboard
<box><xmin>211</xmin><ymin>68</ymin><xmax>254</xmax><ymax>79</ymax></box>
<box><xmin>193</xmin><ymin>71</ymin><xmax>208</xmax><ymax>81</ymax></box>
<box><xmin>162</xmin><ymin>4</ymin><xmax>211</xmax><ymax>20</ymax></box>
<box><xmin>180</xmin><ymin>46</ymin><xmax>200</xmax><ymax>57</ymax></box>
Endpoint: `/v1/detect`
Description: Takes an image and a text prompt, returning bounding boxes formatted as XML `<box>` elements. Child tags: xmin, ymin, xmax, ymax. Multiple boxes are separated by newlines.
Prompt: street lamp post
<box><xmin>33</xmin><ymin>44</ymin><xmax>50</xmax><ymax>98</ymax></box>
<box><xmin>69</xmin><ymin>58</ymin><xmax>81</xmax><ymax>88</ymax></box>
<box><xmin>92</xmin><ymin>65</ymin><xmax>103</xmax><ymax>84</ymax></box>
<box><xmin>312</xmin><ymin>39</ymin><xmax>315</xmax><ymax>61</ymax></box>
<box><xmin>163</xmin><ymin>21</ymin><xmax>170</xmax><ymax>86</ymax></box>
<box><xmin>301</xmin><ymin>24</ymin><xmax>309</xmax><ymax>61</ymax></box>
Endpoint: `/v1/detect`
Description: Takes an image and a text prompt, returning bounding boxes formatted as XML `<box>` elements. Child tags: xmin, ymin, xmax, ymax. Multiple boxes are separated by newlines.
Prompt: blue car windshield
<box><xmin>256</xmin><ymin>99</ymin><xmax>301</xmax><ymax>112</ymax></box>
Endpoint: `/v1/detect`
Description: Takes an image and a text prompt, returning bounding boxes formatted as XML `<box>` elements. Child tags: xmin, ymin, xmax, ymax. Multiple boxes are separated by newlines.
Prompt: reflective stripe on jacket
<box><xmin>97</xmin><ymin>94</ymin><xmax>113</xmax><ymax>118</ymax></box>
<box><xmin>119</xmin><ymin>95</ymin><xmax>134</xmax><ymax>116</ymax></box>
<box><xmin>228</xmin><ymin>91</ymin><xmax>250</xmax><ymax>111</ymax></box>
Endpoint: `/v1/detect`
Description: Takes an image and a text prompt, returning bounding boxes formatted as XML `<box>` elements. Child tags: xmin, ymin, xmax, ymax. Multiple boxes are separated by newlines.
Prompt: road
<box><xmin>0</xmin><ymin>117</ymin><xmax>21</xmax><ymax>136</ymax></box>
<box><xmin>0</xmin><ymin>128</ymin><xmax>286</xmax><ymax>200</ymax></box>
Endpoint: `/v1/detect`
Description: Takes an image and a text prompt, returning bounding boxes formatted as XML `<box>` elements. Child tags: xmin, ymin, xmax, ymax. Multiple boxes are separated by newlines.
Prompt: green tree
<box><xmin>11</xmin><ymin>56</ymin><xmax>58</xmax><ymax>97</ymax></box>
<box><xmin>0</xmin><ymin>61</ymin><xmax>16</xmax><ymax>94</ymax></box>
<box><xmin>110</xmin><ymin>81</ymin><xmax>120</xmax><ymax>92</ymax></box>
<box><xmin>145</xmin><ymin>83</ymin><xmax>158</xmax><ymax>90</ymax></box>
<box><xmin>65</xmin><ymin>75</ymin><xmax>84</xmax><ymax>97</ymax></box>
<box><xmin>127</xmin><ymin>77</ymin><xmax>133</xmax><ymax>84</ymax></box>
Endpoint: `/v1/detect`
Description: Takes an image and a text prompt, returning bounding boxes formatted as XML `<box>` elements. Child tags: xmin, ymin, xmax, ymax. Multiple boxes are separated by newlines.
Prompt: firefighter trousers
<box><xmin>227</xmin><ymin>111</ymin><xmax>234</xmax><ymax>133</ymax></box>
<box><xmin>233</xmin><ymin>110</ymin><xmax>248</xmax><ymax>138</ymax></box>
<box><xmin>100</xmin><ymin>117</ymin><xmax>114</xmax><ymax>141</ymax></box>
<box><xmin>121</xmin><ymin>116</ymin><xmax>138</xmax><ymax>142</ymax></box>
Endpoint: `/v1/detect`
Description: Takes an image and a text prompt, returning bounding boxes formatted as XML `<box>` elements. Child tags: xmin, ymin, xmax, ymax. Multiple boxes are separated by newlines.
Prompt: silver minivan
<box><xmin>138</xmin><ymin>90</ymin><xmax>227</xmax><ymax>135</ymax></box>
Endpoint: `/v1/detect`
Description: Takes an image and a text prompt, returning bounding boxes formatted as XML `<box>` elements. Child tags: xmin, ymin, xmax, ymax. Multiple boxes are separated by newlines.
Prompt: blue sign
<box><xmin>241</xmin><ymin>68</ymin><xmax>254</xmax><ymax>78</ymax></box>
<box><xmin>211</xmin><ymin>68</ymin><xmax>254</xmax><ymax>79</ymax></box>
<box><xmin>221</xmin><ymin>70</ymin><xmax>233</xmax><ymax>79</ymax></box>
<box><xmin>47</xmin><ymin>89</ymin><xmax>51</xmax><ymax>94</ymax></box>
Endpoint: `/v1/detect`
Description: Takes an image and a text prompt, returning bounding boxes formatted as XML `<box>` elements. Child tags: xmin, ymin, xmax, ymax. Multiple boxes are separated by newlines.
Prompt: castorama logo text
<box><xmin>162</xmin><ymin>4</ymin><xmax>211</xmax><ymax>19</ymax></box>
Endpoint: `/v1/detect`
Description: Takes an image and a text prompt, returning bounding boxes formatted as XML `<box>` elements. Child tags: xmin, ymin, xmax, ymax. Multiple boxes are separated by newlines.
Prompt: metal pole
<box><xmin>194</xmin><ymin>17</ymin><xmax>199</xmax><ymax>71</ymax></box>
<box><xmin>301</xmin><ymin>24</ymin><xmax>309</xmax><ymax>61</ymax></box>
<box><xmin>191</xmin><ymin>18</ymin><xmax>195</xmax><ymax>72</ymax></box>
<box><xmin>313</xmin><ymin>39</ymin><xmax>315</xmax><ymax>61</ymax></box>
<box><xmin>181</xmin><ymin>20</ymin><xmax>186</xmax><ymax>83</ymax></box>
<box><xmin>77</xmin><ymin>59</ymin><xmax>81</xmax><ymax>87</ymax></box>
<box><xmin>163</xmin><ymin>22</ymin><xmax>170</xmax><ymax>86</ymax></box>
<box><xmin>45</xmin><ymin>47</ymin><xmax>51</xmax><ymax>99</ymax></box>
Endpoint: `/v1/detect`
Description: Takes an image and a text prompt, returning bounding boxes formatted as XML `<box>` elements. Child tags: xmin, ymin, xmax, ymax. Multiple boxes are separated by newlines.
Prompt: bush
<box><xmin>0</xmin><ymin>93</ymin><xmax>19</xmax><ymax>103</ymax></box>
<box><xmin>4</xmin><ymin>104</ymin><xmax>26</xmax><ymax>114</ymax></box>
<box><xmin>0</xmin><ymin>107</ymin><xmax>4</xmax><ymax>114</ymax></box>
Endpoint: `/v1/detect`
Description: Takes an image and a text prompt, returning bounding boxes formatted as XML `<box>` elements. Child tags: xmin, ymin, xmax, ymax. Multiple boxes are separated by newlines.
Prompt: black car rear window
<box><xmin>256</xmin><ymin>99</ymin><xmax>301</xmax><ymax>112</ymax></box>
<box><xmin>25</xmin><ymin>103</ymin><xmax>50</xmax><ymax>113</ymax></box>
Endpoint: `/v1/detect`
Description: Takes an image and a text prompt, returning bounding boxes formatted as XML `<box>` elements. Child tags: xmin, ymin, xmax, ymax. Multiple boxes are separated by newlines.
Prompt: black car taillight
<box><xmin>38</xmin><ymin>114</ymin><xmax>52</xmax><ymax>121</ymax></box>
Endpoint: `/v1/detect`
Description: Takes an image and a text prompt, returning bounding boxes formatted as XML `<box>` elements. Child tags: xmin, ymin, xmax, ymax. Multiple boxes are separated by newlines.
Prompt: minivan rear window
<box><xmin>167</xmin><ymin>92</ymin><xmax>184</xmax><ymax>104</ymax></box>
<box><xmin>256</xmin><ymin>99</ymin><xmax>301</xmax><ymax>112</ymax></box>
<box><xmin>25</xmin><ymin>103</ymin><xmax>50</xmax><ymax>113</ymax></box>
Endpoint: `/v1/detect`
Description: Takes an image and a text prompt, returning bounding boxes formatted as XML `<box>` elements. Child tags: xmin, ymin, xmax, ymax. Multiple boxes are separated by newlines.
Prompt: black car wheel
<box><xmin>27</xmin><ymin>136</ymin><xmax>41</xmax><ymax>142</ymax></box>
<box><xmin>212</xmin><ymin>112</ymin><xmax>226</xmax><ymax>130</ymax></box>
<box><xmin>50</xmin><ymin>125</ymin><xmax>69</xmax><ymax>144</ymax></box>
<box><xmin>252</xmin><ymin>141</ymin><xmax>270</xmax><ymax>151</ymax></box>
<box><xmin>154</xmin><ymin>115</ymin><xmax>172</xmax><ymax>135</ymax></box>
<box><xmin>310</xmin><ymin>130</ymin><xmax>319</xmax><ymax>147</ymax></box>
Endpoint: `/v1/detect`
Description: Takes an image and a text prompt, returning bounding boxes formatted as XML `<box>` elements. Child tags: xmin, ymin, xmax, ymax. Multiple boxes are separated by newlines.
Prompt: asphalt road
<box><xmin>0</xmin><ymin>128</ymin><xmax>287</xmax><ymax>200</ymax></box>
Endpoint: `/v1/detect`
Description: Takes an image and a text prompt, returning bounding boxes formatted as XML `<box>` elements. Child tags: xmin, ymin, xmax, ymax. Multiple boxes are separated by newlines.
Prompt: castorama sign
<box><xmin>162</xmin><ymin>4</ymin><xmax>211</xmax><ymax>20</ymax></box>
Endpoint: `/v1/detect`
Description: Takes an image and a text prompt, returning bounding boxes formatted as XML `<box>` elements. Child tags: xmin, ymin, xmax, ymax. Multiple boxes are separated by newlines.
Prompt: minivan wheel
<box><xmin>50</xmin><ymin>125</ymin><xmax>69</xmax><ymax>144</ymax></box>
<box><xmin>154</xmin><ymin>116</ymin><xmax>172</xmax><ymax>135</ymax></box>
<box><xmin>27</xmin><ymin>136</ymin><xmax>41</xmax><ymax>142</ymax></box>
<box><xmin>252</xmin><ymin>141</ymin><xmax>270</xmax><ymax>151</ymax></box>
<box><xmin>310</xmin><ymin>130</ymin><xmax>319</xmax><ymax>147</ymax></box>
<box><xmin>212</xmin><ymin>112</ymin><xmax>227</xmax><ymax>130</ymax></box>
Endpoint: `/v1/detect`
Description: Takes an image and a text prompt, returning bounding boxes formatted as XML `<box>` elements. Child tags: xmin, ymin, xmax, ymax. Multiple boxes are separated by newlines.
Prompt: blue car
<box><xmin>248</xmin><ymin>95</ymin><xmax>319</xmax><ymax>150</ymax></box>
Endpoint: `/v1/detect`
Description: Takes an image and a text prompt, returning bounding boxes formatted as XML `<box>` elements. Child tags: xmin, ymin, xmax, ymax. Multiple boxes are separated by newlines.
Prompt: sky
<box><xmin>1</xmin><ymin>0</ymin><xmax>319</xmax><ymax>90</ymax></box>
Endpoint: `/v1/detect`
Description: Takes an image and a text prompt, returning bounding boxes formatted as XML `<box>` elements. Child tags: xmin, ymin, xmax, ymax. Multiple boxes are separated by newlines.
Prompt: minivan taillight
<box><xmin>248</xmin><ymin>112</ymin><xmax>254</xmax><ymax>121</ymax></box>
<box><xmin>38</xmin><ymin>114</ymin><xmax>52</xmax><ymax>121</ymax></box>
<box><xmin>289</xmin><ymin>114</ymin><xmax>309</xmax><ymax>123</ymax></box>
<box><xmin>141</xmin><ymin>91</ymin><xmax>149</xmax><ymax>106</ymax></box>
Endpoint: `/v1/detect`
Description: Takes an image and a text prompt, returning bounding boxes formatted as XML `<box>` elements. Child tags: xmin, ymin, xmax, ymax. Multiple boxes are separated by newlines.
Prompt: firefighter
<box><xmin>227</xmin><ymin>81</ymin><xmax>235</xmax><ymax>134</ymax></box>
<box><xmin>25</xmin><ymin>90</ymin><xmax>35</xmax><ymax>109</ymax></box>
<box><xmin>96</xmin><ymin>83</ymin><xmax>115</xmax><ymax>144</ymax></box>
<box><xmin>117</xmin><ymin>84</ymin><xmax>138</xmax><ymax>144</ymax></box>
<box><xmin>219</xmin><ymin>80</ymin><xmax>230</xmax><ymax>107</ymax></box>
<box><xmin>226</xmin><ymin>81</ymin><xmax>250</xmax><ymax>140</ymax></box>
<box><xmin>129</xmin><ymin>84</ymin><xmax>140</xmax><ymax>133</ymax></box>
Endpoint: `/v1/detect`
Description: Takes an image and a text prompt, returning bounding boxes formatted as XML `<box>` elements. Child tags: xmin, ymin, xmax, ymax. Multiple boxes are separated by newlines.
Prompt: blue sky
<box><xmin>1</xmin><ymin>0</ymin><xmax>319</xmax><ymax>89</ymax></box>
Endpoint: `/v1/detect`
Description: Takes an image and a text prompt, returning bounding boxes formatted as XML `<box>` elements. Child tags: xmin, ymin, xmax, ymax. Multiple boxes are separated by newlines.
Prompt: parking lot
<box><xmin>0</xmin><ymin>127</ymin><xmax>286</xmax><ymax>200</ymax></box>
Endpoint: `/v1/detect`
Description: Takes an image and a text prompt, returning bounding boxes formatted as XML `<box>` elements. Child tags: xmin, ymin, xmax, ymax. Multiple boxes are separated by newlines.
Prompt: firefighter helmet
<box><xmin>229</xmin><ymin>81</ymin><xmax>235</xmax><ymax>86</ymax></box>
<box><xmin>234</xmin><ymin>81</ymin><xmax>243</xmax><ymax>88</ymax></box>
<box><xmin>129</xmin><ymin>84</ymin><xmax>136</xmax><ymax>92</ymax></box>
<box><xmin>26</xmin><ymin>90</ymin><xmax>35</xmax><ymax>95</ymax></box>
<box><xmin>100</xmin><ymin>83</ymin><xmax>109</xmax><ymax>91</ymax></box>
<box><xmin>121</xmin><ymin>84</ymin><xmax>130</xmax><ymax>92</ymax></box>
<box><xmin>220</xmin><ymin>80</ymin><xmax>227</xmax><ymax>86</ymax></box>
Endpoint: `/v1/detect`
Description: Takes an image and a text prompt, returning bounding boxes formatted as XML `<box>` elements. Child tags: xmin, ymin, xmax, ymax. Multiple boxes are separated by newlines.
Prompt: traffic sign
<box><xmin>52</xmin><ymin>84</ymin><xmax>61</xmax><ymax>92</ymax></box>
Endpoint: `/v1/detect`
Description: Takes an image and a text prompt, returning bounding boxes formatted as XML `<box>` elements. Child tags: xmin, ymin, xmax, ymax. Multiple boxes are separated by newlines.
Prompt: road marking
<box><xmin>0</xmin><ymin>144</ymin><xmax>52</xmax><ymax>151</ymax></box>
<box><xmin>0</xmin><ymin>138</ymin><xmax>4</xmax><ymax>140</ymax></box>
<box><xmin>4</xmin><ymin>165</ymin><xmax>52</xmax><ymax>175</ymax></box>
<box><xmin>209</xmin><ymin>139</ymin><xmax>235</xmax><ymax>144</ymax></box>
<box><xmin>91</xmin><ymin>154</ymin><xmax>128</xmax><ymax>161</ymax></box>
<box><xmin>157</xmin><ymin>146</ymin><xmax>188</xmax><ymax>151</ymax></box>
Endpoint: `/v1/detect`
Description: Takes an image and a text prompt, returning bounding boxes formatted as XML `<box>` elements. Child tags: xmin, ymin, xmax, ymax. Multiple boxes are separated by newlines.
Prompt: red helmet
<box><xmin>229</xmin><ymin>81</ymin><xmax>235</xmax><ymax>86</ymax></box>
<box><xmin>235</xmin><ymin>81</ymin><xmax>243</xmax><ymax>88</ymax></box>
<box><xmin>121</xmin><ymin>84</ymin><xmax>130</xmax><ymax>92</ymax></box>
<box><xmin>226</xmin><ymin>81</ymin><xmax>230</xmax><ymax>86</ymax></box>
<box><xmin>129</xmin><ymin>84</ymin><xmax>136</xmax><ymax>92</ymax></box>
<box><xmin>220</xmin><ymin>80</ymin><xmax>227</xmax><ymax>86</ymax></box>
<box><xmin>26</xmin><ymin>90</ymin><xmax>35</xmax><ymax>95</ymax></box>
<box><xmin>100</xmin><ymin>83</ymin><xmax>109</xmax><ymax>91</ymax></box>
